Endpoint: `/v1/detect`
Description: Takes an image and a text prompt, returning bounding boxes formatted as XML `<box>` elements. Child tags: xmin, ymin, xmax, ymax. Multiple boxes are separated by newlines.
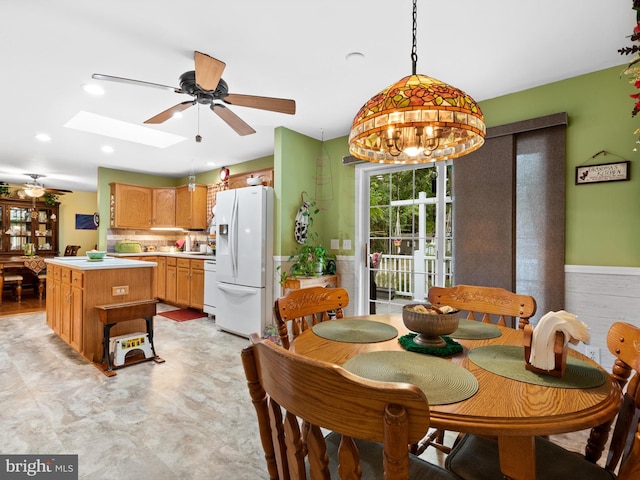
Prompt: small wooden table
<box><xmin>282</xmin><ymin>274</ymin><xmax>340</xmax><ymax>294</ymax></box>
<box><xmin>291</xmin><ymin>314</ymin><xmax>621</xmax><ymax>480</ymax></box>
<box><xmin>94</xmin><ymin>299</ymin><xmax>163</xmax><ymax>376</ymax></box>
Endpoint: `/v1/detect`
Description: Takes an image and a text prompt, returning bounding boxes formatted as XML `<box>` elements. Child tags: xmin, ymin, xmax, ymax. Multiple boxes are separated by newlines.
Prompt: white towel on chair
<box><xmin>529</xmin><ymin>310</ymin><xmax>590</xmax><ymax>370</ymax></box>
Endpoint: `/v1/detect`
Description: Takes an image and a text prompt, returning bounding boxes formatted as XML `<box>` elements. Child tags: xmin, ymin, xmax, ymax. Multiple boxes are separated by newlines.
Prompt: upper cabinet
<box><xmin>175</xmin><ymin>185</ymin><xmax>207</xmax><ymax>230</ymax></box>
<box><xmin>152</xmin><ymin>187</ymin><xmax>176</xmax><ymax>227</ymax></box>
<box><xmin>110</xmin><ymin>183</ymin><xmax>153</xmax><ymax>229</ymax></box>
<box><xmin>0</xmin><ymin>198</ymin><xmax>59</xmax><ymax>257</ymax></box>
<box><xmin>109</xmin><ymin>182</ymin><xmax>207</xmax><ymax>230</ymax></box>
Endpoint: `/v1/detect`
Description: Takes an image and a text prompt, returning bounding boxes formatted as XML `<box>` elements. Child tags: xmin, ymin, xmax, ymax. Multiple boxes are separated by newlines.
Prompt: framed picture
<box><xmin>75</xmin><ymin>214</ymin><xmax>98</xmax><ymax>230</ymax></box>
<box><xmin>575</xmin><ymin>161</ymin><xmax>630</xmax><ymax>185</ymax></box>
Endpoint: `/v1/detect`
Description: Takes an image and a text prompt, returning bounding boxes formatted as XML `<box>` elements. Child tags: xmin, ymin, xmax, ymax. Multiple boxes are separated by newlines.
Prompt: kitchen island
<box><xmin>45</xmin><ymin>256</ymin><xmax>157</xmax><ymax>365</ymax></box>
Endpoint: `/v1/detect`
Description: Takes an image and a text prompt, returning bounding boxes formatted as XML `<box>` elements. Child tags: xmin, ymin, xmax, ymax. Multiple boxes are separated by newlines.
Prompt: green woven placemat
<box><xmin>468</xmin><ymin>345</ymin><xmax>607</xmax><ymax>389</ymax></box>
<box><xmin>312</xmin><ymin>320</ymin><xmax>398</xmax><ymax>343</ymax></box>
<box><xmin>343</xmin><ymin>351</ymin><xmax>478</xmax><ymax>405</ymax></box>
<box><xmin>451</xmin><ymin>320</ymin><xmax>502</xmax><ymax>340</ymax></box>
<box><xmin>398</xmin><ymin>334</ymin><xmax>463</xmax><ymax>357</ymax></box>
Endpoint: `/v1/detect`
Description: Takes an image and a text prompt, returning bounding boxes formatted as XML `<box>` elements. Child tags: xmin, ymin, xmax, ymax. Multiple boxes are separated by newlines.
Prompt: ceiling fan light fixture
<box><xmin>348</xmin><ymin>0</ymin><xmax>485</xmax><ymax>164</ymax></box>
<box><xmin>24</xmin><ymin>184</ymin><xmax>45</xmax><ymax>198</ymax></box>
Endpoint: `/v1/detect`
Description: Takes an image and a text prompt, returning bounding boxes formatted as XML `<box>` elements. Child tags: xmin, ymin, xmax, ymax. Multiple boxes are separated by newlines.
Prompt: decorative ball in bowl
<box><xmin>402</xmin><ymin>303</ymin><xmax>459</xmax><ymax>347</ymax></box>
<box><xmin>86</xmin><ymin>250</ymin><xmax>106</xmax><ymax>261</ymax></box>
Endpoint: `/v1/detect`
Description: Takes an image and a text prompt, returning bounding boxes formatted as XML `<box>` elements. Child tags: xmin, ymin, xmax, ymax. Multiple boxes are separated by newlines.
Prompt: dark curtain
<box><xmin>452</xmin><ymin>113</ymin><xmax>567</xmax><ymax>323</ymax></box>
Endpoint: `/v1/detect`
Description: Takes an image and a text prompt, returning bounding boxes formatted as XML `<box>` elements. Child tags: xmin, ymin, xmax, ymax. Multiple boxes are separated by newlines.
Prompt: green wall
<box><xmin>479</xmin><ymin>65</ymin><xmax>640</xmax><ymax>266</ymax></box>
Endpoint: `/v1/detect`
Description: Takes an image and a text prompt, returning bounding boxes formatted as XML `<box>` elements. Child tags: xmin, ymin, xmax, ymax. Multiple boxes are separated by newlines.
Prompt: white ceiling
<box><xmin>0</xmin><ymin>0</ymin><xmax>632</xmax><ymax>193</ymax></box>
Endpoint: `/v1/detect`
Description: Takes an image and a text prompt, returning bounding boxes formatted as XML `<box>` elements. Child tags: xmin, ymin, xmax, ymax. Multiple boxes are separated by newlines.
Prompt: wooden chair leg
<box><xmin>14</xmin><ymin>281</ymin><xmax>22</xmax><ymax>303</ymax></box>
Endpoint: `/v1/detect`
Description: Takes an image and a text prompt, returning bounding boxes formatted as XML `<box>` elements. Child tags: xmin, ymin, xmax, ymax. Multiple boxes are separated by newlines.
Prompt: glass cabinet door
<box><xmin>34</xmin><ymin>207</ymin><xmax>55</xmax><ymax>253</ymax></box>
<box><xmin>8</xmin><ymin>206</ymin><xmax>32</xmax><ymax>253</ymax></box>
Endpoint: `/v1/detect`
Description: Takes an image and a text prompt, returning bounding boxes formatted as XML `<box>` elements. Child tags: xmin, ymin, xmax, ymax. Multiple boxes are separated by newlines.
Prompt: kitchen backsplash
<box><xmin>107</xmin><ymin>228</ymin><xmax>209</xmax><ymax>253</ymax></box>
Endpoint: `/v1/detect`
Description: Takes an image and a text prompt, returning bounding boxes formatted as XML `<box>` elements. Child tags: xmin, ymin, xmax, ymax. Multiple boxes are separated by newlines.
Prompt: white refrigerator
<box><xmin>215</xmin><ymin>186</ymin><xmax>274</xmax><ymax>337</ymax></box>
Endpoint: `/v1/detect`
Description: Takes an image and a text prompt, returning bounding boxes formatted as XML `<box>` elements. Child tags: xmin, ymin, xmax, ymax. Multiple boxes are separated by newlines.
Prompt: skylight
<box><xmin>64</xmin><ymin>111</ymin><xmax>186</xmax><ymax>148</ymax></box>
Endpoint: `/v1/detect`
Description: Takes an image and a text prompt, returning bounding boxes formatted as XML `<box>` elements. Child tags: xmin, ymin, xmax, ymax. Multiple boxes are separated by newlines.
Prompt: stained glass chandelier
<box><xmin>348</xmin><ymin>0</ymin><xmax>485</xmax><ymax>164</ymax></box>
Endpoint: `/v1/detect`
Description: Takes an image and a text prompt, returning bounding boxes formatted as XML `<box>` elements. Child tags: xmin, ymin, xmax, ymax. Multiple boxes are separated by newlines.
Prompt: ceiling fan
<box><xmin>23</xmin><ymin>174</ymin><xmax>72</xmax><ymax>198</ymax></box>
<box><xmin>92</xmin><ymin>51</ymin><xmax>296</xmax><ymax>136</ymax></box>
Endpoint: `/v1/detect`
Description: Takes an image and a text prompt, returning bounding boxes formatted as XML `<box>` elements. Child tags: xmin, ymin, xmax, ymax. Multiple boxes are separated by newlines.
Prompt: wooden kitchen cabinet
<box><xmin>175</xmin><ymin>185</ymin><xmax>207</xmax><ymax>230</ymax></box>
<box><xmin>110</xmin><ymin>183</ymin><xmax>152</xmax><ymax>229</ymax></box>
<box><xmin>165</xmin><ymin>257</ymin><xmax>177</xmax><ymax>303</ymax></box>
<box><xmin>176</xmin><ymin>258</ymin><xmax>204</xmax><ymax>309</ymax></box>
<box><xmin>47</xmin><ymin>266</ymin><xmax>84</xmax><ymax>352</ymax></box>
<box><xmin>155</xmin><ymin>256</ymin><xmax>166</xmax><ymax>300</ymax></box>
<box><xmin>152</xmin><ymin>188</ymin><xmax>176</xmax><ymax>227</ymax></box>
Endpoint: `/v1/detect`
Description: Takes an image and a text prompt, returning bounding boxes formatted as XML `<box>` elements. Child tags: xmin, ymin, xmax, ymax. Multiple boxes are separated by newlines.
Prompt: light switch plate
<box><xmin>342</xmin><ymin>239</ymin><xmax>352</xmax><ymax>250</ymax></box>
<box><xmin>330</xmin><ymin>239</ymin><xmax>340</xmax><ymax>250</ymax></box>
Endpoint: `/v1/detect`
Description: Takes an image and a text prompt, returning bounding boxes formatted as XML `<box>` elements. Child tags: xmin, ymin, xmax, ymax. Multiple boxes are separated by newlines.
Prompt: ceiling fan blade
<box><xmin>211</xmin><ymin>104</ymin><xmax>256</xmax><ymax>136</ymax></box>
<box><xmin>144</xmin><ymin>100</ymin><xmax>195</xmax><ymax>124</ymax></box>
<box><xmin>223</xmin><ymin>93</ymin><xmax>296</xmax><ymax>115</ymax></box>
<box><xmin>92</xmin><ymin>73</ymin><xmax>182</xmax><ymax>93</ymax></box>
<box><xmin>45</xmin><ymin>188</ymin><xmax>72</xmax><ymax>194</ymax></box>
<box><xmin>194</xmin><ymin>51</ymin><xmax>226</xmax><ymax>91</ymax></box>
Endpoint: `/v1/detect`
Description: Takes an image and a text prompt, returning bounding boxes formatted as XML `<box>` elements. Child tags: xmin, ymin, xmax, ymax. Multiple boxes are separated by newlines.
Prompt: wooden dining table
<box><xmin>290</xmin><ymin>314</ymin><xmax>621</xmax><ymax>480</ymax></box>
<box><xmin>0</xmin><ymin>255</ymin><xmax>48</xmax><ymax>303</ymax></box>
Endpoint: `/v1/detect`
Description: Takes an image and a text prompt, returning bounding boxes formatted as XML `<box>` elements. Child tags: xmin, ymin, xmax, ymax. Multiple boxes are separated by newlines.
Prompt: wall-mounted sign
<box><xmin>575</xmin><ymin>161</ymin><xmax>630</xmax><ymax>185</ymax></box>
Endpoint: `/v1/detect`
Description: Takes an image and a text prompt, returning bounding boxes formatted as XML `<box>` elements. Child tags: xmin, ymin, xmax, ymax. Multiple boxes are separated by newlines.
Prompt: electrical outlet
<box><xmin>112</xmin><ymin>286</ymin><xmax>129</xmax><ymax>296</ymax></box>
<box><xmin>585</xmin><ymin>346</ymin><xmax>600</xmax><ymax>364</ymax></box>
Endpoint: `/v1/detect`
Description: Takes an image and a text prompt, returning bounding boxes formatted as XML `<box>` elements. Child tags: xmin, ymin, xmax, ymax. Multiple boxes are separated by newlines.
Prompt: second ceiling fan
<box><xmin>93</xmin><ymin>51</ymin><xmax>296</xmax><ymax>136</ymax></box>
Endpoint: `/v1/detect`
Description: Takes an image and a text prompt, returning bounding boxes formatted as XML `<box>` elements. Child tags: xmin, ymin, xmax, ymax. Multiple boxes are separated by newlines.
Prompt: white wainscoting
<box><xmin>565</xmin><ymin>265</ymin><xmax>640</xmax><ymax>372</ymax></box>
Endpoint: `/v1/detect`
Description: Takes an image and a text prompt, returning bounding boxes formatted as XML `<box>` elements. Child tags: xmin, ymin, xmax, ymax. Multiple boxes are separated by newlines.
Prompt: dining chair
<box><xmin>2</xmin><ymin>272</ymin><xmax>23</xmax><ymax>303</ymax></box>
<box><xmin>428</xmin><ymin>284</ymin><xmax>537</xmax><ymax>330</ymax></box>
<box><xmin>274</xmin><ymin>286</ymin><xmax>349</xmax><ymax>349</ymax></box>
<box><xmin>64</xmin><ymin>245</ymin><xmax>80</xmax><ymax>256</ymax></box>
<box><xmin>444</xmin><ymin>321</ymin><xmax>640</xmax><ymax>480</ymax></box>
<box><xmin>241</xmin><ymin>333</ymin><xmax>458</xmax><ymax>480</ymax></box>
<box><xmin>417</xmin><ymin>284</ymin><xmax>537</xmax><ymax>455</ymax></box>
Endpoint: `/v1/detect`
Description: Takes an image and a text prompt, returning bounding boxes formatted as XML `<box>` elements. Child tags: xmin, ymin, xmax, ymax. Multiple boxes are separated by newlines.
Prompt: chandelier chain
<box><xmin>411</xmin><ymin>0</ymin><xmax>418</xmax><ymax>75</ymax></box>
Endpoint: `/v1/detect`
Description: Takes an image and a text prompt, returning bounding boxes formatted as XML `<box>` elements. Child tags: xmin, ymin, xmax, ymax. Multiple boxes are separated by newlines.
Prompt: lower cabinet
<box><xmin>166</xmin><ymin>257</ymin><xmax>177</xmax><ymax>303</ymax></box>
<box><xmin>176</xmin><ymin>258</ymin><xmax>204</xmax><ymax>309</ymax></box>
<box><xmin>47</xmin><ymin>266</ymin><xmax>84</xmax><ymax>352</ymax></box>
<box><xmin>155</xmin><ymin>256</ymin><xmax>166</xmax><ymax>300</ymax></box>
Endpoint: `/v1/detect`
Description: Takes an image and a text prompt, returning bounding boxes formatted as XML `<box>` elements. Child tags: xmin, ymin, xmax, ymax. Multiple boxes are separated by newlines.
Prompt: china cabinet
<box><xmin>0</xmin><ymin>198</ymin><xmax>59</xmax><ymax>258</ymax></box>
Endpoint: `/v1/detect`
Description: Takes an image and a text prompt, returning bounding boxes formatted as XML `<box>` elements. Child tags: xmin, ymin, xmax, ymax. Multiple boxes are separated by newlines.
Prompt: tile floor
<box><xmin>0</xmin><ymin>306</ymin><xmax>591</xmax><ymax>479</ymax></box>
<box><xmin>0</xmin><ymin>305</ymin><xmax>267</xmax><ymax>479</ymax></box>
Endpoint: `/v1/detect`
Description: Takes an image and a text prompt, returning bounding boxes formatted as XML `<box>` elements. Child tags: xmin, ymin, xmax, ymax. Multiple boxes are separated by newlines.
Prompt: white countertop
<box><xmin>45</xmin><ymin>256</ymin><xmax>158</xmax><ymax>270</ymax></box>
<box><xmin>111</xmin><ymin>252</ymin><xmax>216</xmax><ymax>261</ymax></box>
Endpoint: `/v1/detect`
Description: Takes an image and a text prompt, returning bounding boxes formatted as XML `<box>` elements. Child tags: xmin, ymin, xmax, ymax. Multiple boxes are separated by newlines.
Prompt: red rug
<box><xmin>158</xmin><ymin>309</ymin><xmax>207</xmax><ymax>322</ymax></box>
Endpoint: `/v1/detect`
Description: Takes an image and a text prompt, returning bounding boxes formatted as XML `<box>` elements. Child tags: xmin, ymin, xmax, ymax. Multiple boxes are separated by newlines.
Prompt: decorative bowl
<box><xmin>402</xmin><ymin>303</ymin><xmax>459</xmax><ymax>347</ymax></box>
<box><xmin>86</xmin><ymin>250</ymin><xmax>106</xmax><ymax>261</ymax></box>
<box><xmin>246</xmin><ymin>176</ymin><xmax>263</xmax><ymax>186</ymax></box>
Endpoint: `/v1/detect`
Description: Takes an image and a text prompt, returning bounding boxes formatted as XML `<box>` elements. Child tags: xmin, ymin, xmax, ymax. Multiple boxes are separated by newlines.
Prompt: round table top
<box><xmin>291</xmin><ymin>314</ymin><xmax>621</xmax><ymax>437</ymax></box>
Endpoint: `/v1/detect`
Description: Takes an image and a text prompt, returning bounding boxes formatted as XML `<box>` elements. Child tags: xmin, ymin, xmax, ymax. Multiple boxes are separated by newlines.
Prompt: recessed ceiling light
<box><xmin>35</xmin><ymin>133</ymin><xmax>51</xmax><ymax>142</ymax></box>
<box><xmin>206</xmin><ymin>161</ymin><xmax>216</xmax><ymax>166</ymax></box>
<box><xmin>172</xmin><ymin>112</ymin><xmax>183</xmax><ymax>120</ymax></box>
<box><xmin>101</xmin><ymin>145</ymin><xmax>114</xmax><ymax>153</ymax></box>
<box><xmin>83</xmin><ymin>84</ymin><xmax>105</xmax><ymax>95</ymax></box>
<box><xmin>64</xmin><ymin>111</ymin><xmax>187</xmax><ymax>148</ymax></box>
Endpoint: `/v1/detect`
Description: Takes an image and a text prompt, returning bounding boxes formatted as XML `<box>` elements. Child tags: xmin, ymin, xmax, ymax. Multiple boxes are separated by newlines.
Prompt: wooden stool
<box><xmin>3</xmin><ymin>274</ymin><xmax>23</xmax><ymax>303</ymax></box>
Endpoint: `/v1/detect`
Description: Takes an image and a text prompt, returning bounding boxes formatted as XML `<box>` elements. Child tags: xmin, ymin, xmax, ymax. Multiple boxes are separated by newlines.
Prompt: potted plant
<box><xmin>0</xmin><ymin>182</ymin><xmax>10</xmax><ymax>197</ymax></box>
<box><xmin>279</xmin><ymin>200</ymin><xmax>335</xmax><ymax>281</ymax></box>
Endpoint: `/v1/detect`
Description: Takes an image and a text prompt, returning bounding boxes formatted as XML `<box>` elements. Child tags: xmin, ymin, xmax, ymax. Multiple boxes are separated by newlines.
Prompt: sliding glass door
<box><xmin>355</xmin><ymin>161</ymin><xmax>452</xmax><ymax>314</ymax></box>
